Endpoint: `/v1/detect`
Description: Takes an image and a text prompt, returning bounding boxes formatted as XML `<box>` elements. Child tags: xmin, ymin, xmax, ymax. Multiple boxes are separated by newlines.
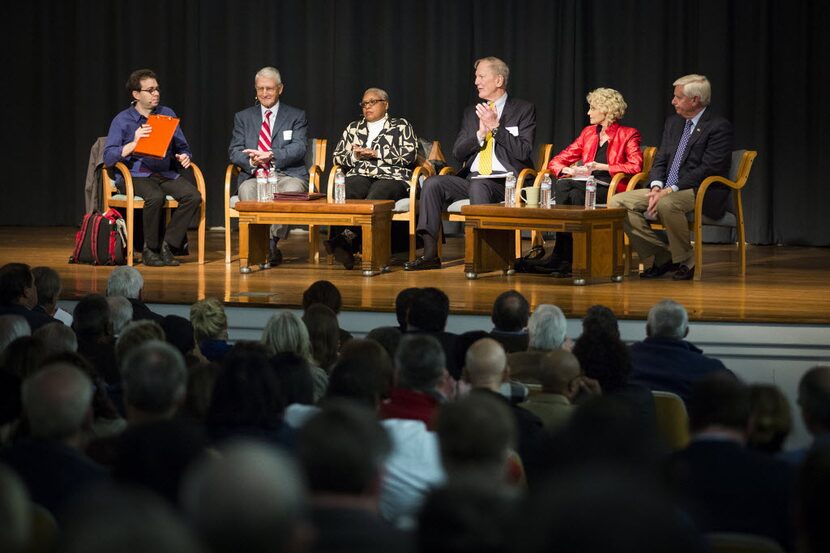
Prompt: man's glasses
<box><xmin>359</xmin><ymin>99</ymin><xmax>386</xmax><ymax>108</ymax></box>
<box><xmin>140</xmin><ymin>87</ymin><xmax>161</xmax><ymax>94</ymax></box>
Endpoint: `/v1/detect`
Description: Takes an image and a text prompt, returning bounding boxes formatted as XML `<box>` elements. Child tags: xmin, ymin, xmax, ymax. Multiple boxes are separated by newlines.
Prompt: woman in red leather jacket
<box><xmin>539</xmin><ymin>88</ymin><xmax>643</xmax><ymax>275</ymax></box>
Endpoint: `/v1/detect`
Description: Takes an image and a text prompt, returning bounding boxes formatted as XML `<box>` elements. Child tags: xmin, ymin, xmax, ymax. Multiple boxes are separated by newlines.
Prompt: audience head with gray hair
<box><xmin>121</xmin><ymin>340</ymin><xmax>187</xmax><ymax>422</ymax></box>
<box><xmin>115</xmin><ymin>320</ymin><xmax>165</xmax><ymax>368</ymax></box>
<box><xmin>262</xmin><ymin>311</ymin><xmax>314</xmax><ymax>364</ymax></box>
<box><xmin>528</xmin><ymin>304</ymin><xmax>569</xmax><ymax>351</ymax></box>
<box><xmin>0</xmin><ymin>315</ymin><xmax>30</xmax><ymax>356</ymax></box>
<box><xmin>107</xmin><ymin>296</ymin><xmax>133</xmax><ymax>337</ymax></box>
<box><xmin>106</xmin><ymin>266</ymin><xmax>144</xmax><ymax>300</ymax></box>
<box><xmin>182</xmin><ymin>441</ymin><xmax>308</xmax><ymax>553</ymax></box>
<box><xmin>22</xmin><ymin>362</ymin><xmax>93</xmax><ymax>444</ymax></box>
<box><xmin>646</xmin><ymin>299</ymin><xmax>689</xmax><ymax>340</ymax></box>
<box><xmin>33</xmin><ymin>322</ymin><xmax>78</xmax><ymax>357</ymax></box>
<box><xmin>394</xmin><ymin>334</ymin><xmax>447</xmax><ymax>394</ymax></box>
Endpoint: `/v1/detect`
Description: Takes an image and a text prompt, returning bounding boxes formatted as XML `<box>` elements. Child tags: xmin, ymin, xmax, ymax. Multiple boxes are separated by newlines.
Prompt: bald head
<box><xmin>538</xmin><ymin>350</ymin><xmax>581</xmax><ymax>395</ymax></box>
<box><xmin>465</xmin><ymin>338</ymin><xmax>508</xmax><ymax>390</ymax></box>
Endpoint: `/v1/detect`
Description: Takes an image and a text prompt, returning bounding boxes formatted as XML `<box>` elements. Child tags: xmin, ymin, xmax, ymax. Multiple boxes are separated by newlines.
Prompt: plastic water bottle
<box><xmin>540</xmin><ymin>173</ymin><xmax>552</xmax><ymax>208</ymax></box>
<box><xmin>256</xmin><ymin>169</ymin><xmax>268</xmax><ymax>202</ymax></box>
<box><xmin>267</xmin><ymin>167</ymin><xmax>278</xmax><ymax>200</ymax></box>
<box><xmin>504</xmin><ymin>172</ymin><xmax>516</xmax><ymax>207</ymax></box>
<box><xmin>334</xmin><ymin>169</ymin><xmax>346</xmax><ymax>204</ymax></box>
<box><xmin>584</xmin><ymin>176</ymin><xmax>597</xmax><ymax>209</ymax></box>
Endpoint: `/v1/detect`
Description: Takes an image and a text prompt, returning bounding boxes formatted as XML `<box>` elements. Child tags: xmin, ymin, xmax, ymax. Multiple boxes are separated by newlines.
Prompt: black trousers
<box><xmin>332</xmin><ymin>175</ymin><xmax>409</xmax><ymax>252</ymax></box>
<box><xmin>551</xmin><ymin>179</ymin><xmax>609</xmax><ymax>260</ymax></box>
<box><xmin>124</xmin><ymin>175</ymin><xmax>201</xmax><ymax>251</ymax></box>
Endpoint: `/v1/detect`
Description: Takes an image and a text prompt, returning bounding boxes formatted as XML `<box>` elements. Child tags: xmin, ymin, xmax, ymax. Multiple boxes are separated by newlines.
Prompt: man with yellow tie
<box><xmin>404</xmin><ymin>56</ymin><xmax>536</xmax><ymax>271</ymax></box>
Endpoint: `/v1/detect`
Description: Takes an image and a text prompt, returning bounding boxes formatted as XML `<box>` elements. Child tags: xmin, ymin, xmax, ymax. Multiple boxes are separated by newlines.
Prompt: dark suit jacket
<box><xmin>228</xmin><ymin>103</ymin><xmax>309</xmax><ymax>187</ymax></box>
<box><xmin>649</xmin><ymin>110</ymin><xmax>734</xmax><ymax>219</ymax></box>
<box><xmin>128</xmin><ymin>298</ymin><xmax>163</xmax><ymax>323</ymax></box>
<box><xmin>452</xmin><ymin>96</ymin><xmax>536</xmax><ymax>178</ymax></box>
<box><xmin>667</xmin><ymin>439</ymin><xmax>795</xmax><ymax>550</ymax></box>
<box><xmin>0</xmin><ymin>303</ymin><xmax>56</xmax><ymax>332</ymax></box>
<box><xmin>311</xmin><ymin>506</ymin><xmax>414</xmax><ymax>553</ymax></box>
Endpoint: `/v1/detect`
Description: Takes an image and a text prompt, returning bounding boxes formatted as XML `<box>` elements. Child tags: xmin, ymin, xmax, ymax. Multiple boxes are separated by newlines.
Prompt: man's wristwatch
<box><xmin>490</xmin><ymin>126</ymin><xmax>499</xmax><ymax>137</ymax></box>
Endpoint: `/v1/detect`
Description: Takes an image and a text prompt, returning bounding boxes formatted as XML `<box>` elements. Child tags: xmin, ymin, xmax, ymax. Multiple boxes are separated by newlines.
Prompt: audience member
<box><xmin>508</xmin><ymin>304</ymin><xmax>571</xmax><ymax>382</ymax></box>
<box><xmin>32</xmin><ymin>266</ymin><xmax>72</xmax><ymax>325</ymax></box>
<box><xmin>73</xmin><ymin>293</ymin><xmax>119</xmax><ymax>385</ymax></box>
<box><xmin>106</xmin><ymin>265</ymin><xmax>162</xmax><ymax>322</ymax></box>
<box><xmin>298</xmin><ymin>401</ymin><xmax>412</xmax><ymax>553</ymax></box>
<box><xmin>106</xmin><ymin>296</ymin><xmax>133</xmax><ymax>338</ymax></box>
<box><xmin>455</xmin><ymin>329</ymin><xmax>531</xmax><ymax>405</ymax></box>
<box><xmin>302</xmin><ymin>303</ymin><xmax>340</xmax><ymax>372</ymax></box>
<box><xmin>263</xmin><ymin>311</ymin><xmax>328</xmax><ymax>401</ymax></box>
<box><xmin>180</xmin><ymin>361</ymin><xmax>219</xmax><ymax>424</ymax></box>
<box><xmin>115</xmin><ymin>319</ymin><xmax>166</xmax><ymax>368</ymax></box>
<box><xmin>161</xmin><ymin>314</ymin><xmax>203</xmax><ymax>365</ymax></box>
<box><xmin>629</xmin><ymin>300</ymin><xmax>732</xmax><ymax>403</ymax></box>
<box><xmin>747</xmin><ymin>383</ymin><xmax>792</xmax><ymax>454</ymax></box>
<box><xmin>796</xmin><ymin>444</ymin><xmax>830</xmax><ymax>553</ymax></box>
<box><xmin>0</xmin><ymin>463</ymin><xmax>31</xmax><ymax>553</ymax></box>
<box><xmin>0</xmin><ymin>263</ymin><xmax>56</xmax><ymax>331</ymax></box>
<box><xmin>417</xmin><ymin>482</ymin><xmax>519</xmax><ymax>553</ymax></box>
<box><xmin>366</xmin><ymin>326</ymin><xmax>403</xmax><ymax>361</ymax></box>
<box><xmin>435</xmin><ymin>392</ymin><xmax>518</xmax><ymax>487</ymax></box>
<box><xmin>782</xmin><ymin>365</ymin><xmax>830</xmax><ymax>465</ymax></box>
<box><xmin>0</xmin><ymin>315</ymin><xmax>30</xmax><ymax>355</ymax></box>
<box><xmin>60</xmin><ymin>486</ymin><xmax>204</xmax><ymax>553</ymax></box>
<box><xmin>1</xmin><ymin>363</ymin><xmax>107</xmax><ymax>517</ymax></box>
<box><xmin>666</xmin><ymin>373</ymin><xmax>794</xmax><ymax>550</ymax></box>
<box><xmin>406</xmin><ymin>287</ymin><xmax>459</xmax><ymax>379</ymax></box>
<box><xmin>519</xmin><ymin>350</ymin><xmax>582</xmax><ymax>431</ymax></box>
<box><xmin>33</xmin><ymin>321</ymin><xmax>78</xmax><ymax>357</ymax></box>
<box><xmin>271</xmin><ymin>352</ymin><xmax>315</xmax><ymax>408</ymax></box>
<box><xmin>464</xmin><ymin>338</ymin><xmax>544</xmax><ymax>468</ymax></box>
<box><xmin>302</xmin><ymin>280</ymin><xmax>353</xmax><ymax>344</ymax></box>
<box><xmin>0</xmin><ymin>336</ymin><xmax>48</xmax><ymax>380</ymax></box>
<box><xmin>182</xmin><ymin>441</ymin><xmax>309</xmax><ymax>553</ymax></box>
<box><xmin>489</xmin><ymin>290</ymin><xmax>530</xmax><ymax>353</ymax></box>
<box><xmin>190</xmin><ymin>298</ymin><xmax>231</xmax><ymax>362</ymax></box>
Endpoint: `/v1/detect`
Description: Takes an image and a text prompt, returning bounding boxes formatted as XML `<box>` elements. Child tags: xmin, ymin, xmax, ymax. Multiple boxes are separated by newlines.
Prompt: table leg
<box><xmin>239</xmin><ymin>221</ymin><xmax>269</xmax><ymax>273</ymax></box>
<box><xmin>465</xmin><ymin>222</ymin><xmax>513</xmax><ymax>277</ymax></box>
<box><xmin>360</xmin><ymin>216</ymin><xmax>391</xmax><ymax>276</ymax></box>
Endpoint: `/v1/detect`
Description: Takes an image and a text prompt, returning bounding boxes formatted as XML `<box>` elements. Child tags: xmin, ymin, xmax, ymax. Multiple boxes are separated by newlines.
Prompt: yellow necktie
<box><xmin>479</xmin><ymin>102</ymin><xmax>495</xmax><ymax>175</ymax></box>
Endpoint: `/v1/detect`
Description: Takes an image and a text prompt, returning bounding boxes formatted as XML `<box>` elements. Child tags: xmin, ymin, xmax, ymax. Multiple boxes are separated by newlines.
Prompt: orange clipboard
<box><xmin>134</xmin><ymin>114</ymin><xmax>180</xmax><ymax>158</ymax></box>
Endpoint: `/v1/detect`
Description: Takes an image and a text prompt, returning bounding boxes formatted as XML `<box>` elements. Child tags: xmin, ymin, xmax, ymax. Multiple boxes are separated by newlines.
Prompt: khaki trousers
<box><xmin>608</xmin><ymin>188</ymin><xmax>696</xmax><ymax>267</ymax></box>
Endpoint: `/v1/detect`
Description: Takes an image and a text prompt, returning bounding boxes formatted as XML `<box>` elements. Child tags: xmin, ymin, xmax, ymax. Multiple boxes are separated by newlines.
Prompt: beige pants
<box><xmin>608</xmin><ymin>187</ymin><xmax>696</xmax><ymax>267</ymax></box>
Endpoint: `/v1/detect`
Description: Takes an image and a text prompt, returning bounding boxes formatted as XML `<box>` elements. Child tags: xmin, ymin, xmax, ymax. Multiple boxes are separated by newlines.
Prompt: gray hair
<box><xmin>33</xmin><ymin>322</ymin><xmax>78</xmax><ymax>356</ymax></box>
<box><xmin>647</xmin><ymin>299</ymin><xmax>689</xmax><ymax>340</ymax></box>
<box><xmin>22</xmin><ymin>363</ymin><xmax>93</xmax><ymax>440</ymax></box>
<box><xmin>262</xmin><ymin>311</ymin><xmax>313</xmax><ymax>363</ymax></box>
<box><xmin>255</xmin><ymin>66</ymin><xmax>282</xmax><ymax>85</ymax></box>
<box><xmin>394</xmin><ymin>334</ymin><xmax>446</xmax><ymax>392</ymax></box>
<box><xmin>673</xmin><ymin>74</ymin><xmax>711</xmax><ymax>106</ymax></box>
<box><xmin>0</xmin><ymin>314</ymin><xmax>30</xmax><ymax>354</ymax></box>
<box><xmin>121</xmin><ymin>340</ymin><xmax>186</xmax><ymax>414</ymax></box>
<box><xmin>107</xmin><ymin>266</ymin><xmax>144</xmax><ymax>299</ymax></box>
<box><xmin>363</xmin><ymin>87</ymin><xmax>389</xmax><ymax>102</ymax></box>
<box><xmin>528</xmin><ymin>304</ymin><xmax>568</xmax><ymax>350</ymax></box>
<box><xmin>182</xmin><ymin>441</ymin><xmax>306</xmax><ymax>553</ymax></box>
<box><xmin>474</xmin><ymin>56</ymin><xmax>510</xmax><ymax>87</ymax></box>
<box><xmin>107</xmin><ymin>296</ymin><xmax>134</xmax><ymax>336</ymax></box>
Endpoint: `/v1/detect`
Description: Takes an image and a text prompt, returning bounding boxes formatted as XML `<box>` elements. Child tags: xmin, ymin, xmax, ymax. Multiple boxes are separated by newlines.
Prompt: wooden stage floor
<box><xmin>2</xmin><ymin>226</ymin><xmax>829</xmax><ymax>324</ymax></box>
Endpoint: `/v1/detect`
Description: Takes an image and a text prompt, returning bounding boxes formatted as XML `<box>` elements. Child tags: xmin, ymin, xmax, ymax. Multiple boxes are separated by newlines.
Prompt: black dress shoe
<box><xmin>524</xmin><ymin>245</ymin><xmax>546</xmax><ymax>261</ymax></box>
<box><xmin>672</xmin><ymin>264</ymin><xmax>695</xmax><ymax>280</ymax></box>
<box><xmin>268</xmin><ymin>247</ymin><xmax>283</xmax><ymax>267</ymax></box>
<box><xmin>403</xmin><ymin>256</ymin><xmax>442</xmax><ymax>271</ymax></box>
<box><xmin>639</xmin><ymin>260</ymin><xmax>677</xmax><ymax>279</ymax></box>
<box><xmin>142</xmin><ymin>248</ymin><xmax>165</xmax><ymax>267</ymax></box>
<box><xmin>160</xmin><ymin>242</ymin><xmax>180</xmax><ymax>266</ymax></box>
<box><xmin>324</xmin><ymin>234</ymin><xmax>356</xmax><ymax>270</ymax></box>
<box><xmin>531</xmin><ymin>256</ymin><xmax>569</xmax><ymax>274</ymax></box>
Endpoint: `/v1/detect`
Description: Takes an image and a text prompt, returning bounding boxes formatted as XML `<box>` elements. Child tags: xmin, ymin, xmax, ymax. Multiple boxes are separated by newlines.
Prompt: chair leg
<box><xmin>197</xmin><ymin>205</ymin><xmax>206</xmax><ymax>265</ymax></box>
<box><xmin>225</xmin><ymin>214</ymin><xmax>232</xmax><ymax>264</ymax></box>
<box><xmin>514</xmin><ymin>230</ymin><xmax>522</xmax><ymax>258</ymax></box>
<box><xmin>694</xmin><ymin>223</ymin><xmax>703</xmax><ymax>281</ymax></box>
<box><xmin>308</xmin><ymin>225</ymin><xmax>319</xmax><ymax>263</ymax></box>
<box><xmin>127</xmin><ymin>208</ymin><xmax>135</xmax><ymax>266</ymax></box>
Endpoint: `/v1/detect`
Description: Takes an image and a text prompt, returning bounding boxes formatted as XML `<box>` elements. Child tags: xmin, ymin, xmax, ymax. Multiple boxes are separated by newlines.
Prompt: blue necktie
<box><xmin>665</xmin><ymin>119</ymin><xmax>694</xmax><ymax>189</ymax></box>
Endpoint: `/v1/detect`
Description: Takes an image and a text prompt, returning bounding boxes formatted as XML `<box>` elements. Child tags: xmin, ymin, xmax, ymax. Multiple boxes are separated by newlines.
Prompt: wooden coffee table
<box><xmin>460</xmin><ymin>204</ymin><xmax>626</xmax><ymax>285</ymax></box>
<box><xmin>235</xmin><ymin>199</ymin><xmax>394</xmax><ymax>276</ymax></box>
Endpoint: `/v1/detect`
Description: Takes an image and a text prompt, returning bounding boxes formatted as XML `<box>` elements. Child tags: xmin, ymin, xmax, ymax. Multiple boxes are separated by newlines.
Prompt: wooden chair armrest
<box><xmin>188</xmin><ymin>162</ymin><xmax>207</xmax><ymax>201</ymax></box>
<box><xmin>326</xmin><ymin>165</ymin><xmax>341</xmax><ymax>202</ymax></box>
<box><xmin>409</xmin><ymin>166</ymin><xmax>424</xmax><ymax>202</ymax></box>
<box><xmin>516</xmin><ymin>168</ymin><xmax>537</xmax><ymax>192</ymax></box>
<box><xmin>439</xmin><ymin>166</ymin><xmax>455</xmax><ymax>176</ymax></box>
<box><xmin>113</xmin><ymin>162</ymin><xmax>134</xmax><ymax>198</ymax></box>
<box><xmin>626</xmin><ymin>171</ymin><xmax>649</xmax><ymax>191</ymax></box>
<box><xmin>309</xmin><ymin>165</ymin><xmax>323</xmax><ymax>193</ymax></box>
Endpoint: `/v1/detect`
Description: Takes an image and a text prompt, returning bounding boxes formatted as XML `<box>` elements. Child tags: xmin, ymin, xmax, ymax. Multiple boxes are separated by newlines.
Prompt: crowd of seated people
<box><xmin>2</xmin><ymin>261</ymin><xmax>828</xmax><ymax>553</ymax></box>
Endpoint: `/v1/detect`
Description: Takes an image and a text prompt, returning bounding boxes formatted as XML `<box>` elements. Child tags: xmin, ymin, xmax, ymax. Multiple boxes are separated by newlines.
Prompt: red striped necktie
<box><xmin>257</xmin><ymin>110</ymin><xmax>272</xmax><ymax>167</ymax></box>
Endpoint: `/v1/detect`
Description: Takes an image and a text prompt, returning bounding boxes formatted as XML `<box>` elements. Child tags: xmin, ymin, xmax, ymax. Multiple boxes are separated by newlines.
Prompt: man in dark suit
<box><xmin>404</xmin><ymin>56</ymin><xmax>536</xmax><ymax>270</ymax></box>
<box><xmin>228</xmin><ymin>66</ymin><xmax>309</xmax><ymax>265</ymax></box>
<box><xmin>0</xmin><ymin>263</ymin><xmax>56</xmax><ymax>332</ymax></box>
<box><xmin>609</xmin><ymin>74</ymin><xmax>733</xmax><ymax>280</ymax></box>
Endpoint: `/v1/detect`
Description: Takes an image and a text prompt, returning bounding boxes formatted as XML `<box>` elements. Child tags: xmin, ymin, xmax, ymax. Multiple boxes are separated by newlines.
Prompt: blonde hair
<box><xmin>190</xmin><ymin>298</ymin><xmax>228</xmax><ymax>343</ymax></box>
<box><xmin>586</xmin><ymin>88</ymin><xmax>627</xmax><ymax>123</ymax></box>
<box><xmin>673</xmin><ymin>74</ymin><xmax>711</xmax><ymax>106</ymax></box>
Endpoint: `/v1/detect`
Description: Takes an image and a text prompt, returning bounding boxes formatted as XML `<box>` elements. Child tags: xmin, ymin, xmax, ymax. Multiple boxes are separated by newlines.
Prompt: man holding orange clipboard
<box><xmin>103</xmin><ymin>69</ymin><xmax>202</xmax><ymax>267</ymax></box>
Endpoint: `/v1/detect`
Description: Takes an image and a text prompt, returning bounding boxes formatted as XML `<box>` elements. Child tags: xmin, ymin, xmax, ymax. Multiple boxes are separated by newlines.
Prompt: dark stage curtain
<box><xmin>4</xmin><ymin>0</ymin><xmax>828</xmax><ymax>246</ymax></box>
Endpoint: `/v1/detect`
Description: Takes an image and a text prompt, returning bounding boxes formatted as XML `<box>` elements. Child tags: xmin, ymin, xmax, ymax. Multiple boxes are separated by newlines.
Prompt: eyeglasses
<box><xmin>140</xmin><ymin>87</ymin><xmax>161</xmax><ymax>94</ymax></box>
<box><xmin>256</xmin><ymin>86</ymin><xmax>279</xmax><ymax>93</ymax></box>
<box><xmin>359</xmin><ymin>99</ymin><xmax>386</xmax><ymax>108</ymax></box>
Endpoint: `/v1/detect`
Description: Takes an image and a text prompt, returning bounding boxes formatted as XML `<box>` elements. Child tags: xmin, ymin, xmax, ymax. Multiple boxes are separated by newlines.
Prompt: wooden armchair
<box><xmin>223</xmin><ymin>138</ymin><xmax>327</xmax><ymax>263</ymax></box>
<box><xmin>102</xmin><ymin>162</ymin><xmax>206</xmax><ymax>266</ymax></box>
